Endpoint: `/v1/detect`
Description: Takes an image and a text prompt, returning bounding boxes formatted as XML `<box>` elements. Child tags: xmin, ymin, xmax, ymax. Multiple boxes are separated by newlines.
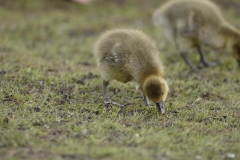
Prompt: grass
<box><xmin>0</xmin><ymin>0</ymin><xmax>240</xmax><ymax>160</ymax></box>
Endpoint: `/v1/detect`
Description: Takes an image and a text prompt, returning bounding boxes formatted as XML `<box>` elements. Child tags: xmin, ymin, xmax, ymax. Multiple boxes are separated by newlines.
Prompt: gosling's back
<box><xmin>153</xmin><ymin>0</ymin><xmax>225</xmax><ymax>27</ymax></box>
<box><xmin>94</xmin><ymin>29</ymin><xmax>163</xmax><ymax>83</ymax></box>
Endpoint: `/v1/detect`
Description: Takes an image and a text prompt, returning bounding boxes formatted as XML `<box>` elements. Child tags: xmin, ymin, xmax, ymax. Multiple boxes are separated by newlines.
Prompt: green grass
<box><xmin>0</xmin><ymin>0</ymin><xmax>240</xmax><ymax>160</ymax></box>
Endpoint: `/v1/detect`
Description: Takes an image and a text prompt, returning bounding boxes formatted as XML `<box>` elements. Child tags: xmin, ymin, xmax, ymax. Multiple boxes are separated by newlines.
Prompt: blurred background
<box><xmin>0</xmin><ymin>0</ymin><xmax>239</xmax><ymax>74</ymax></box>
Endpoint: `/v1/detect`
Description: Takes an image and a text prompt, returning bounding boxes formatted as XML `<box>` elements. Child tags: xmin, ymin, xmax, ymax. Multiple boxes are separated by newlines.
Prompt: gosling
<box><xmin>152</xmin><ymin>0</ymin><xmax>240</xmax><ymax>71</ymax></box>
<box><xmin>94</xmin><ymin>29</ymin><xmax>169</xmax><ymax>114</ymax></box>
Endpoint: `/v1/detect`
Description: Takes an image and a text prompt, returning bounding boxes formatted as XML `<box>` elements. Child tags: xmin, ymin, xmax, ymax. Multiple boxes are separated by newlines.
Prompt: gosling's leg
<box><xmin>103</xmin><ymin>80</ymin><xmax>111</xmax><ymax>104</ymax></box>
<box><xmin>197</xmin><ymin>46</ymin><xmax>218</xmax><ymax>68</ymax></box>
<box><xmin>143</xmin><ymin>93</ymin><xmax>150</xmax><ymax>106</ymax></box>
<box><xmin>103</xmin><ymin>80</ymin><xmax>123</xmax><ymax>107</ymax></box>
<box><xmin>180</xmin><ymin>52</ymin><xmax>199</xmax><ymax>72</ymax></box>
<box><xmin>140</xmin><ymin>87</ymin><xmax>151</xmax><ymax>107</ymax></box>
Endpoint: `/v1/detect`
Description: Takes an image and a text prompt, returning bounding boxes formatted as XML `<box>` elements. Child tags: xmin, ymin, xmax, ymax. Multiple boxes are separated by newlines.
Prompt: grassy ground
<box><xmin>0</xmin><ymin>0</ymin><xmax>240</xmax><ymax>160</ymax></box>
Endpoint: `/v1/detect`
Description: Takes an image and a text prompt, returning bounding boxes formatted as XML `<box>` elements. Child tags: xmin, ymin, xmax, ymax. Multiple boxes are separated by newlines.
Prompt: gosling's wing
<box><xmin>178</xmin><ymin>11</ymin><xmax>202</xmax><ymax>38</ymax></box>
<box><xmin>101</xmin><ymin>54</ymin><xmax>129</xmax><ymax>67</ymax></box>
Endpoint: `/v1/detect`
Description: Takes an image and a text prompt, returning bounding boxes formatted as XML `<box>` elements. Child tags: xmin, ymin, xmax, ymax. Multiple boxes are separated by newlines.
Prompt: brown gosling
<box><xmin>152</xmin><ymin>0</ymin><xmax>240</xmax><ymax>71</ymax></box>
<box><xmin>94</xmin><ymin>29</ymin><xmax>169</xmax><ymax>114</ymax></box>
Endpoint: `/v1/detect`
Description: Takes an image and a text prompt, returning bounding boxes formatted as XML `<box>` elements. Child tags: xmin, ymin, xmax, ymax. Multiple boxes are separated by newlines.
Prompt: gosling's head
<box><xmin>142</xmin><ymin>75</ymin><xmax>169</xmax><ymax>114</ymax></box>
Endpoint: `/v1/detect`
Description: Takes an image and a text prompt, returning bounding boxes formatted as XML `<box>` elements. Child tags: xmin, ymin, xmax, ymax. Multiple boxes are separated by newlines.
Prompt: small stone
<box><xmin>195</xmin><ymin>155</ymin><xmax>202</xmax><ymax>160</ymax></box>
<box><xmin>82</xmin><ymin>129</ymin><xmax>87</xmax><ymax>135</ymax></box>
<box><xmin>226</xmin><ymin>153</ymin><xmax>235</xmax><ymax>159</ymax></box>
<box><xmin>135</xmin><ymin>133</ymin><xmax>139</xmax><ymax>137</ymax></box>
<box><xmin>44</xmin><ymin>124</ymin><xmax>50</xmax><ymax>129</ymax></box>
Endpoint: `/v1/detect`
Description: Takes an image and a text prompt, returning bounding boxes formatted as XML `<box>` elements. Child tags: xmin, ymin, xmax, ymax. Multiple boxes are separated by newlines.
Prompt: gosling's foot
<box><xmin>103</xmin><ymin>98</ymin><xmax>124</xmax><ymax>107</ymax></box>
<box><xmin>144</xmin><ymin>102</ymin><xmax>154</xmax><ymax>107</ymax></box>
<box><xmin>192</xmin><ymin>68</ymin><xmax>200</xmax><ymax>73</ymax></box>
<box><xmin>188</xmin><ymin>66</ymin><xmax>200</xmax><ymax>73</ymax></box>
<box><xmin>198</xmin><ymin>61</ymin><xmax>219</xmax><ymax>68</ymax></box>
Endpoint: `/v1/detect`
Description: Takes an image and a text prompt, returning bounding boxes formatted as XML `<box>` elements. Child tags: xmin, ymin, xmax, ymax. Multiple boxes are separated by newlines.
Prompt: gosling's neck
<box><xmin>220</xmin><ymin>22</ymin><xmax>240</xmax><ymax>50</ymax></box>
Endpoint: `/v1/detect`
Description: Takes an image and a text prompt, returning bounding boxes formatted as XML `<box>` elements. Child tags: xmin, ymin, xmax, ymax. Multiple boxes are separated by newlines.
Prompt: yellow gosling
<box><xmin>94</xmin><ymin>29</ymin><xmax>169</xmax><ymax>114</ymax></box>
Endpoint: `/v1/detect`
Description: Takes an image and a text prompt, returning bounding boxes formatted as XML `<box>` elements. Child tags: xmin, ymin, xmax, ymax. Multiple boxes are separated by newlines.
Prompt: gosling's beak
<box><xmin>237</xmin><ymin>59</ymin><xmax>240</xmax><ymax>68</ymax></box>
<box><xmin>156</xmin><ymin>101</ymin><xmax>165</xmax><ymax>114</ymax></box>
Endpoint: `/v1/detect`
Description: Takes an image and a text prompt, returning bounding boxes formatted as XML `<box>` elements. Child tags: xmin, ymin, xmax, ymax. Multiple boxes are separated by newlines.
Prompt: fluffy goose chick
<box><xmin>152</xmin><ymin>0</ymin><xmax>240</xmax><ymax>71</ymax></box>
<box><xmin>94</xmin><ymin>29</ymin><xmax>169</xmax><ymax>114</ymax></box>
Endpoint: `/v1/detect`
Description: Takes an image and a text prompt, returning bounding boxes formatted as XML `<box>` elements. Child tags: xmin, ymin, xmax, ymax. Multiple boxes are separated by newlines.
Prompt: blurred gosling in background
<box><xmin>153</xmin><ymin>0</ymin><xmax>240</xmax><ymax>72</ymax></box>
